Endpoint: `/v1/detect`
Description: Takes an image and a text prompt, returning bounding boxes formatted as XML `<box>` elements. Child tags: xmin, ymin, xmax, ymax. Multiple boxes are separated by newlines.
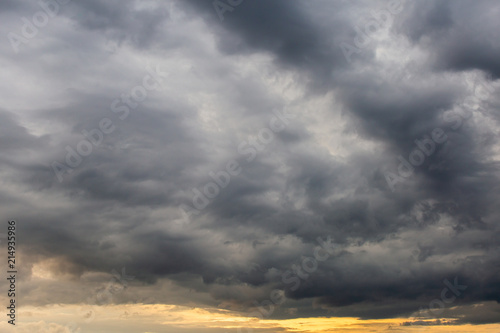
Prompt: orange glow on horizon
<box><xmin>5</xmin><ymin>303</ymin><xmax>500</xmax><ymax>333</ymax></box>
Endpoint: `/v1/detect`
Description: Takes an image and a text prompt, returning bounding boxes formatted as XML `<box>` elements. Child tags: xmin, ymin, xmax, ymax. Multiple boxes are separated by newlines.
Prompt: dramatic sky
<box><xmin>0</xmin><ymin>0</ymin><xmax>499</xmax><ymax>332</ymax></box>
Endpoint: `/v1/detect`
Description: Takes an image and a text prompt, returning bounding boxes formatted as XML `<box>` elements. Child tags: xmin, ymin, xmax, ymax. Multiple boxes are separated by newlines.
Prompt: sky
<box><xmin>0</xmin><ymin>0</ymin><xmax>499</xmax><ymax>332</ymax></box>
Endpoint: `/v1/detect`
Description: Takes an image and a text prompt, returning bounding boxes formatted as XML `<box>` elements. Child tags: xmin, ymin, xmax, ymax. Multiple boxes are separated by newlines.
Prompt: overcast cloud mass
<box><xmin>0</xmin><ymin>0</ymin><xmax>499</xmax><ymax>332</ymax></box>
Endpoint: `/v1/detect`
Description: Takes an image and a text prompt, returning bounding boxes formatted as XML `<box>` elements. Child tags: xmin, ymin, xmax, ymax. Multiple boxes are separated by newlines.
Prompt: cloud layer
<box><xmin>0</xmin><ymin>0</ymin><xmax>499</xmax><ymax>329</ymax></box>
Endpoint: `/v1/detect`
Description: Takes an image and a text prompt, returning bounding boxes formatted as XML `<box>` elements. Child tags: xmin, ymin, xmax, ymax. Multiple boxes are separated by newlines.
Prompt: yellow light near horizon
<box><xmin>10</xmin><ymin>303</ymin><xmax>500</xmax><ymax>333</ymax></box>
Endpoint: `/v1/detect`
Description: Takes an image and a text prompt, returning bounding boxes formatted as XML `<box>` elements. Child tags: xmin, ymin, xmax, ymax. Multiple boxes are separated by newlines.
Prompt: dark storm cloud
<box><xmin>0</xmin><ymin>109</ymin><xmax>46</xmax><ymax>152</ymax></box>
<box><xmin>333</xmin><ymin>65</ymin><xmax>500</xmax><ymax>233</ymax></box>
<box><xmin>66</xmin><ymin>0</ymin><xmax>171</xmax><ymax>48</ymax></box>
<box><xmin>0</xmin><ymin>0</ymin><xmax>499</xmax><ymax>326</ymax></box>
<box><xmin>181</xmin><ymin>0</ymin><xmax>363</xmax><ymax>91</ymax></box>
<box><xmin>395</xmin><ymin>0</ymin><xmax>500</xmax><ymax>79</ymax></box>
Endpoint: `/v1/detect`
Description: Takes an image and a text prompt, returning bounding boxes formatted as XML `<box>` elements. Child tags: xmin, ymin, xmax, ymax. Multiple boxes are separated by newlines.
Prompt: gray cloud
<box><xmin>0</xmin><ymin>0</ymin><xmax>499</xmax><ymax>328</ymax></box>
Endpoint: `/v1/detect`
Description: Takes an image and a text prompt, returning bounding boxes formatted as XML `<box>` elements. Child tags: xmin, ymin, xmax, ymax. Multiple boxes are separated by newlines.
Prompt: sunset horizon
<box><xmin>1</xmin><ymin>0</ymin><xmax>499</xmax><ymax>332</ymax></box>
